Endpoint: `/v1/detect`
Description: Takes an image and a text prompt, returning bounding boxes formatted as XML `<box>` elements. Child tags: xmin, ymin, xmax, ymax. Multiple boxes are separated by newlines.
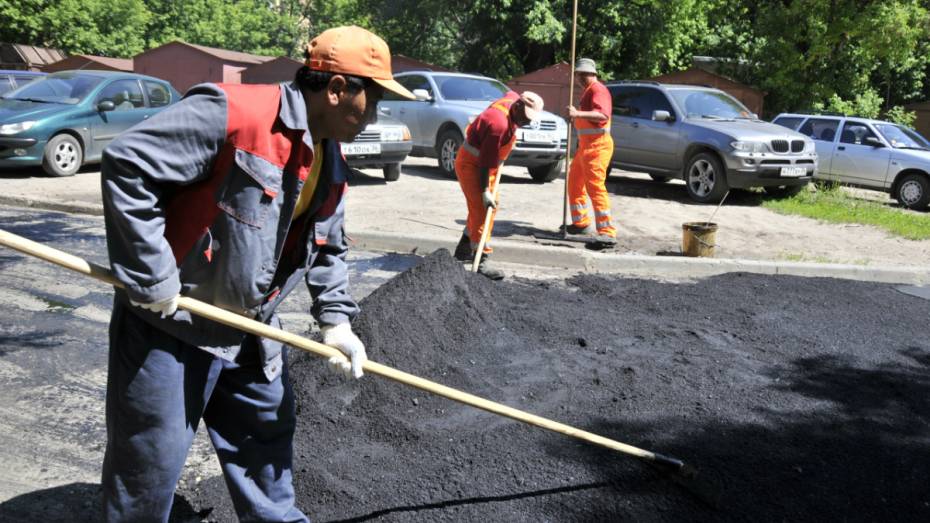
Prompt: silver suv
<box><xmin>379</xmin><ymin>71</ymin><xmax>568</xmax><ymax>182</ymax></box>
<box><xmin>606</xmin><ymin>81</ymin><xmax>817</xmax><ymax>203</ymax></box>
<box><xmin>773</xmin><ymin>113</ymin><xmax>930</xmax><ymax>210</ymax></box>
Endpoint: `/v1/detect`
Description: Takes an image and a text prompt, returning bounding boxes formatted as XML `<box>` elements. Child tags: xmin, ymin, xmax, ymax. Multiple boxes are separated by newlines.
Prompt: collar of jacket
<box><xmin>279</xmin><ymin>81</ymin><xmax>316</xmax><ymax>152</ymax></box>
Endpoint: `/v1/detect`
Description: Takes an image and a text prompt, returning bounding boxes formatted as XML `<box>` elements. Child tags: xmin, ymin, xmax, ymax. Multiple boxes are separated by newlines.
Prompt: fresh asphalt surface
<box><xmin>0</xmin><ymin>205</ymin><xmax>418</xmax><ymax>521</ymax></box>
<box><xmin>0</xmin><ymin>207</ymin><xmax>930</xmax><ymax>521</ymax></box>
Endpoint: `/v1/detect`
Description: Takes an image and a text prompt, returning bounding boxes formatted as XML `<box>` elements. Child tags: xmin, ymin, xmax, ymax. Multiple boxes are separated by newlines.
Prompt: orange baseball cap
<box><xmin>305</xmin><ymin>26</ymin><xmax>415</xmax><ymax>100</ymax></box>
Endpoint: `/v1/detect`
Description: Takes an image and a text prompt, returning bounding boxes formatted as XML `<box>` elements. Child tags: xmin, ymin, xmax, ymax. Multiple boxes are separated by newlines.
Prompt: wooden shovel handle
<box><xmin>471</xmin><ymin>170</ymin><xmax>503</xmax><ymax>272</ymax></box>
<box><xmin>0</xmin><ymin>227</ymin><xmax>685</xmax><ymax>469</ymax></box>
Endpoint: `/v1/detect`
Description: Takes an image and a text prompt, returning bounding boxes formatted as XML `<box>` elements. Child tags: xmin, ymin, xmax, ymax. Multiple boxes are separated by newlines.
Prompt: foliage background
<box><xmin>1</xmin><ymin>0</ymin><xmax>929</xmax><ymax>119</ymax></box>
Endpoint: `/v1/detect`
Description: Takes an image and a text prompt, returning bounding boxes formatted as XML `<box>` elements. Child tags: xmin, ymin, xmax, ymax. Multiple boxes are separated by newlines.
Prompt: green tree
<box><xmin>0</xmin><ymin>0</ymin><xmax>150</xmax><ymax>56</ymax></box>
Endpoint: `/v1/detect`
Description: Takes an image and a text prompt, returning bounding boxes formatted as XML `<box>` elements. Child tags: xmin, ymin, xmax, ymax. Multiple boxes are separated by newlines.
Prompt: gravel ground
<box><xmin>184</xmin><ymin>250</ymin><xmax>930</xmax><ymax>522</ymax></box>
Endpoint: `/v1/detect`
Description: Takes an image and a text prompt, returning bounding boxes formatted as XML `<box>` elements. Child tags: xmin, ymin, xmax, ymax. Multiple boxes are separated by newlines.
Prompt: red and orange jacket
<box><xmin>102</xmin><ymin>82</ymin><xmax>357</xmax><ymax>380</ymax></box>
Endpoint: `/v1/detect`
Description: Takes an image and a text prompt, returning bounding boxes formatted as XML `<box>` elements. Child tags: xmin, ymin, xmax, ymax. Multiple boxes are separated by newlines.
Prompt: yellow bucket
<box><xmin>682</xmin><ymin>222</ymin><xmax>718</xmax><ymax>257</ymax></box>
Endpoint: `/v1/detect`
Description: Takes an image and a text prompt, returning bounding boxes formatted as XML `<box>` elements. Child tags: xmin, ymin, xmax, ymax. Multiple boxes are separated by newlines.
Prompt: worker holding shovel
<box><xmin>452</xmin><ymin>90</ymin><xmax>544</xmax><ymax>279</ymax></box>
<box><xmin>566</xmin><ymin>58</ymin><xmax>617</xmax><ymax>248</ymax></box>
<box><xmin>98</xmin><ymin>26</ymin><xmax>414</xmax><ymax>522</ymax></box>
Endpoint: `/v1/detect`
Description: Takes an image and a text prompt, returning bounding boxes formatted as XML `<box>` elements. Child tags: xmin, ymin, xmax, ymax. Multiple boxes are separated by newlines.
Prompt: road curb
<box><xmin>0</xmin><ymin>195</ymin><xmax>103</xmax><ymax>216</ymax></box>
<box><xmin>1</xmin><ymin>195</ymin><xmax>925</xmax><ymax>284</ymax></box>
<box><xmin>350</xmin><ymin>230</ymin><xmax>930</xmax><ymax>284</ymax></box>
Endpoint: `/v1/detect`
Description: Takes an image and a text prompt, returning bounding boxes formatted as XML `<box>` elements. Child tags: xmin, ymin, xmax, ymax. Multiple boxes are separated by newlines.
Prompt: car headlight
<box><xmin>804</xmin><ymin>140</ymin><xmax>816</xmax><ymax>153</ymax></box>
<box><xmin>0</xmin><ymin>121</ymin><xmax>36</xmax><ymax>135</ymax></box>
<box><xmin>380</xmin><ymin>128</ymin><xmax>405</xmax><ymax>141</ymax></box>
<box><xmin>730</xmin><ymin>140</ymin><xmax>766</xmax><ymax>153</ymax></box>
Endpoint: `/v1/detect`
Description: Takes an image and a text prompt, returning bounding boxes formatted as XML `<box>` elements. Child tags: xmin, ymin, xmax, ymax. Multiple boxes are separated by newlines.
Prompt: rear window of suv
<box><xmin>773</xmin><ymin>116</ymin><xmax>804</xmax><ymax>130</ymax></box>
<box><xmin>433</xmin><ymin>75</ymin><xmax>508</xmax><ymax>101</ymax></box>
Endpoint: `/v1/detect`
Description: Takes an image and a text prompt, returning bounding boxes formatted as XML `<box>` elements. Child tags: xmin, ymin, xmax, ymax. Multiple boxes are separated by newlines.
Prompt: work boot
<box><xmin>453</xmin><ymin>232</ymin><xmax>472</xmax><ymax>261</ymax></box>
<box><xmin>590</xmin><ymin>233</ymin><xmax>617</xmax><ymax>249</ymax></box>
<box><xmin>562</xmin><ymin>223</ymin><xmax>590</xmax><ymax>235</ymax></box>
<box><xmin>476</xmin><ymin>253</ymin><xmax>505</xmax><ymax>280</ymax></box>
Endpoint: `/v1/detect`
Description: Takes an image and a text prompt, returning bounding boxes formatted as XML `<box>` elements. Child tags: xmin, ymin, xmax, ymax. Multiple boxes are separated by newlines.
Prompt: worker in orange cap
<box><xmin>452</xmin><ymin>90</ymin><xmax>544</xmax><ymax>279</ymax></box>
<box><xmin>566</xmin><ymin>58</ymin><xmax>617</xmax><ymax>247</ymax></box>
<box><xmin>99</xmin><ymin>26</ymin><xmax>414</xmax><ymax>522</ymax></box>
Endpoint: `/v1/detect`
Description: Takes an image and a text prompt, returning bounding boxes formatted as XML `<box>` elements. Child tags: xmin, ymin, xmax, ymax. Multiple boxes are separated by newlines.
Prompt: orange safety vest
<box><xmin>575</xmin><ymin>83</ymin><xmax>611</xmax><ymax>143</ymax></box>
<box><xmin>460</xmin><ymin>96</ymin><xmax>518</xmax><ymax>165</ymax></box>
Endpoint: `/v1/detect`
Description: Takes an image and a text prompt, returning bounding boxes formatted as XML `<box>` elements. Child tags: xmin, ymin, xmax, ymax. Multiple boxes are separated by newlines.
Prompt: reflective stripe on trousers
<box><xmin>577</xmin><ymin>127</ymin><xmax>609</xmax><ymax>135</ymax></box>
<box><xmin>568</xmin><ymin>132</ymin><xmax>616</xmax><ymax>237</ymax></box>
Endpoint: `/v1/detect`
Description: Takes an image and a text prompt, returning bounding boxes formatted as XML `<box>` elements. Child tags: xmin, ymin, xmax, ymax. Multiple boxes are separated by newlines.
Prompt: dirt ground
<box><xmin>345</xmin><ymin>158</ymin><xmax>930</xmax><ymax>267</ymax></box>
<box><xmin>183</xmin><ymin>250</ymin><xmax>930</xmax><ymax>522</ymax></box>
<box><xmin>2</xmin><ymin>160</ymin><xmax>928</xmax><ymax>267</ymax></box>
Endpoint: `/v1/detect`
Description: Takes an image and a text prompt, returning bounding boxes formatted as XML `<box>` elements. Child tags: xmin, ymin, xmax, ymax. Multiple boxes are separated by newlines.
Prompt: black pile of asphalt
<box><xmin>184</xmin><ymin>250</ymin><xmax>930</xmax><ymax>522</ymax></box>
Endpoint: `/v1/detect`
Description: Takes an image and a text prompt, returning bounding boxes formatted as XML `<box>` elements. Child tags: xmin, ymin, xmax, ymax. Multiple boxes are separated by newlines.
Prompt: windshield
<box><xmin>874</xmin><ymin>123</ymin><xmax>929</xmax><ymax>150</ymax></box>
<box><xmin>2</xmin><ymin>73</ymin><xmax>104</xmax><ymax>104</ymax></box>
<box><xmin>668</xmin><ymin>88</ymin><xmax>752</xmax><ymax>120</ymax></box>
<box><xmin>433</xmin><ymin>75</ymin><xmax>509</xmax><ymax>101</ymax></box>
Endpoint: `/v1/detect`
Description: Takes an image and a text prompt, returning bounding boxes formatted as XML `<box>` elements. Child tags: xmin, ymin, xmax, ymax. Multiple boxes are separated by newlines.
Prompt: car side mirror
<box><xmin>864</xmin><ymin>136</ymin><xmax>884</xmax><ymax>147</ymax></box>
<box><xmin>97</xmin><ymin>100</ymin><xmax>115</xmax><ymax>112</ymax></box>
<box><xmin>412</xmin><ymin>89</ymin><xmax>432</xmax><ymax>102</ymax></box>
<box><xmin>652</xmin><ymin>110</ymin><xmax>673</xmax><ymax>122</ymax></box>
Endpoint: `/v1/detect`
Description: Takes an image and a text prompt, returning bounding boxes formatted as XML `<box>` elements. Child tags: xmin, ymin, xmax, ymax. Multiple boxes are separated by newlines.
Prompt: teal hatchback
<box><xmin>0</xmin><ymin>70</ymin><xmax>180</xmax><ymax>176</ymax></box>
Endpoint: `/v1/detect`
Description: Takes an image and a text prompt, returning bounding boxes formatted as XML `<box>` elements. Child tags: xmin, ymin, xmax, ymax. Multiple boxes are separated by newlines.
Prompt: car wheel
<box><xmin>896</xmin><ymin>173</ymin><xmax>930</xmax><ymax>210</ymax></box>
<box><xmin>684</xmin><ymin>152</ymin><xmax>728</xmax><ymax>204</ymax></box>
<box><xmin>383</xmin><ymin>163</ymin><xmax>401</xmax><ymax>182</ymax></box>
<box><xmin>649</xmin><ymin>174</ymin><xmax>671</xmax><ymax>183</ymax></box>
<box><xmin>436</xmin><ymin>129</ymin><xmax>463</xmax><ymax>178</ymax></box>
<box><xmin>527</xmin><ymin>159</ymin><xmax>564</xmax><ymax>183</ymax></box>
<box><xmin>42</xmin><ymin>134</ymin><xmax>83</xmax><ymax>177</ymax></box>
<box><xmin>764</xmin><ymin>184</ymin><xmax>806</xmax><ymax>199</ymax></box>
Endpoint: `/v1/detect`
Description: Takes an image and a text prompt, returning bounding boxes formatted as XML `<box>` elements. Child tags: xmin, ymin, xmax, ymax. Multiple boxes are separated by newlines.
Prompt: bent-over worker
<box><xmin>453</xmin><ymin>90</ymin><xmax>544</xmax><ymax>279</ymax></box>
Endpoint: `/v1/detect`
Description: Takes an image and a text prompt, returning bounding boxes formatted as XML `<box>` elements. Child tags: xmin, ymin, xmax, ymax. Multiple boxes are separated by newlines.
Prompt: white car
<box><xmin>774</xmin><ymin>113</ymin><xmax>930</xmax><ymax>209</ymax></box>
<box><xmin>378</xmin><ymin>71</ymin><xmax>568</xmax><ymax>182</ymax></box>
<box><xmin>340</xmin><ymin>116</ymin><xmax>412</xmax><ymax>181</ymax></box>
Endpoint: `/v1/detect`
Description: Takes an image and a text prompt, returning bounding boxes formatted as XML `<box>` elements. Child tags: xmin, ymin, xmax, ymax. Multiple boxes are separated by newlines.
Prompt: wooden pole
<box><xmin>471</xmin><ymin>170</ymin><xmax>503</xmax><ymax>272</ymax></box>
<box><xmin>561</xmin><ymin>0</ymin><xmax>579</xmax><ymax>238</ymax></box>
<box><xmin>0</xmin><ymin>227</ymin><xmax>688</xmax><ymax>471</ymax></box>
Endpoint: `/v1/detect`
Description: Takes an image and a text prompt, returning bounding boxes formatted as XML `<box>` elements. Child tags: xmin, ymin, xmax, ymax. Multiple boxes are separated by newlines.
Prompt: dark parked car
<box><xmin>0</xmin><ymin>70</ymin><xmax>45</xmax><ymax>95</ymax></box>
<box><xmin>0</xmin><ymin>70</ymin><xmax>180</xmax><ymax>176</ymax></box>
<box><xmin>340</xmin><ymin>115</ymin><xmax>412</xmax><ymax>181</ymax></box>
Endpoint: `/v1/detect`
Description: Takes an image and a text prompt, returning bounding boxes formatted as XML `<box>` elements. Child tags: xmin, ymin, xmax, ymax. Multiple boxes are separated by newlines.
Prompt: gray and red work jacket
<box><xmin>101</xmin><ymin>81</ymin><xmax>358</xmax><ymax>381</ymax></box>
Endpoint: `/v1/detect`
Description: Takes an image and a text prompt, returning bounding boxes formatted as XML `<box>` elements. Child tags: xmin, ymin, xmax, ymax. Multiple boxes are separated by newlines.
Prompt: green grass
<box><xmin>762</xmin><ymin>184</ymin><xmax>930</xmax><ymax>240</ymax></box>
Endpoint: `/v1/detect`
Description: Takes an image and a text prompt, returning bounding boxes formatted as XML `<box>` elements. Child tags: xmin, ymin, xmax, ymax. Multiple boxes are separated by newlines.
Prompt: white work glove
<box><xmin>322</xmin><ymin>323</ymin><xmax>367</xmax><ymax>379</ymax></box>
<box><xmin>129</xmin><ymin>294</ymin><xmax>179</xmax><ymax>318</ymax></box>
<box><xmin>482</xmin><ymin>189</ymin><xmax>497</xmax><ymax>209</ymax></box>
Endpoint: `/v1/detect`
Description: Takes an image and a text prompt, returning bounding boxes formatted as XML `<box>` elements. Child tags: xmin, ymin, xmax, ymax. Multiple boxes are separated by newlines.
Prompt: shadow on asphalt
<box><xmin>0</xmin><ymin>329</ymin><xmax>66</xmax><ymax>357</ymax></box>
<box><xmin>0</xmin><ymin>211</ymin><xmax>106</xmax><ymax>247</ymax></box>
<box><xmin>605</xmin><ymin>174</ymin><xmax>769</xmax><ymax>207</ymax></box>
<box><xmin>534</xmin><ymin>350</ymin><xmax>930</xmax><ymax>522</ymax></box>
<box><xmin>0</xmin><ymin>482</ymin><xmax>205</xmax><ymax>522</ymax></box>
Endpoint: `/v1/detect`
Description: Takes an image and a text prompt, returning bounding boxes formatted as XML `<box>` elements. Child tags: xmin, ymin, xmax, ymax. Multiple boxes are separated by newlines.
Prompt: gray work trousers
<box><xmin>101</xmin><ymin>301</ymin><xmax>309</xmax><ymax>522</ymax></box>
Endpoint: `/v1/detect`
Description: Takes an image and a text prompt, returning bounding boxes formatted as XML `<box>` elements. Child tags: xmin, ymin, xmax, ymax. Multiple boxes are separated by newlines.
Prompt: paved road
<box><xmin>0</xmin><ymin>205</ymin><xmax>419</xmax><ymax>503</ymax></box>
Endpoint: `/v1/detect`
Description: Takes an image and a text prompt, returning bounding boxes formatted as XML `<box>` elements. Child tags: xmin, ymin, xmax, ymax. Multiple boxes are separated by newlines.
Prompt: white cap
<box><xmin>520</xmin><ymin>91</ymin><xmax>544</xmax><ymax>121</ymax></box>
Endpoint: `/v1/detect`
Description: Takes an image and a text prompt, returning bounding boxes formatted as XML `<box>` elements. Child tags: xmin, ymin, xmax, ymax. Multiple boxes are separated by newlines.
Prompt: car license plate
<box><xmin>522</xmin><ymin>130</ymin><xmax>555</xmax><ymax>144</ymax></box>
<box><xmin>780</xmin><ymin>166</ymin><xmax>807</xmax><ymax>177</ymax></box>
<box><xmin>341</xmin><ymin>143</ymin><xmax>381</xmax><ymax>156</ymax></box>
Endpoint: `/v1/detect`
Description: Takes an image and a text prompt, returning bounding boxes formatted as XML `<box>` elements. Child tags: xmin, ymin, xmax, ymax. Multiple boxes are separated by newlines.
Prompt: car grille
<box><xmin>770</xmin><ymin>139</ymin><xmax>806</xmax><ymax>153</ymax></box>
<box><xmin>353</xmin><ymin>130</ymin><xmax>380</xmax><ymax>143</ymax></box>
<box><xmin>522</xmin><ymin>120</ymin><xmax>558</xmax><ymax>131</ymax></box>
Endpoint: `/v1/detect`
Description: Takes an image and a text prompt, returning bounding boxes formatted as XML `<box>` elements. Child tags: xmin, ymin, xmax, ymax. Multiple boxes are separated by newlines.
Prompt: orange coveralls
<box><xmin>569</xmin><ymin>81</ymin><xmax>616</xmax><ymax>237</ymax></box>
<box><xmin>455</xmin><ymin>92</ymin><xmax>518</xmax><ymax>253</ymax></box>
